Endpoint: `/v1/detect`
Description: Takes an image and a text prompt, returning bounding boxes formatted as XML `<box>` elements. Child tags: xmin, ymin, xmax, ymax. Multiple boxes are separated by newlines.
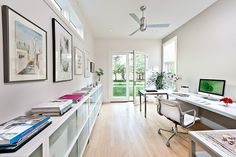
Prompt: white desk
<box><xmin>189</xmin><ymin>129</ymin><xmax>236</xmax><ymax>157</ymax></box>
<box><xmin>169</xmin><ymin>92</ymin><xmax>236</xmax><ymax>120</ymax></box>
<box><xmin>139</xmin><ymin>90</ymin><xmax>169</xmax><ymax>118</ymax></box>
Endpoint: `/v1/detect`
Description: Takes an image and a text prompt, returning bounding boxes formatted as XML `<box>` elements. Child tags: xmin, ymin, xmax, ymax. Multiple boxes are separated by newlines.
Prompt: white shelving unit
<box><xmin>0</xmin><ymin>84</ymin><xmax>103</xmax><ymax>157</ymax></box>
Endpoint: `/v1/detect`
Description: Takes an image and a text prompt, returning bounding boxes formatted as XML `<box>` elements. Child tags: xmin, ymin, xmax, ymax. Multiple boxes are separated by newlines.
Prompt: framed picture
<box><xmin>52</xmin><ymin>18</ymin><xmax>73</xmax><ymax>82</ymax></box>
<box><xmin>74</xmin><ymin>47</ymin><xmax>84</xmax><ymax>75</ymax></box>
<box><xmin>84</xmin><ymin>53</ymin><xmax>90</xmax><ymax>78</ymax></box>
<box><xmin>90</xmin><ymin>62</ymin><xmax>95</xmax><ymax>73</ymax></box>
<box><xmin>2</xmin><ymin>5</ymin><xmax>47</xmax><ymax>83</ymax></box>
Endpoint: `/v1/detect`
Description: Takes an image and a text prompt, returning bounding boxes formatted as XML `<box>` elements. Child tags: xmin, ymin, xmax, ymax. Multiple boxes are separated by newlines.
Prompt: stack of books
<box><xmin>59</xmin><ymin>93</ymin><xmax>84</xmax><ymax>103</ymax></box>
<box><xmin>74</xmin><ymin>87</ymin><xmax>92</xmax><ymax>95</ymax></box>
<box><xmin>31</xmin><ymin>99</ymin><xmax>73</xmax><ymax>116</ymax></box>
<box><xmin>0</xmin><ymin>115</ymin><xmax>51</xmax><ymax>153</ymax></box>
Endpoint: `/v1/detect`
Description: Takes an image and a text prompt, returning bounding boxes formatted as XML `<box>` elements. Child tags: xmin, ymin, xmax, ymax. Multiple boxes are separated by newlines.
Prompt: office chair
<box><xmin>157</xmin><ymin>98</ymin><xmax>200</xmax><ymax>147</ymax></box>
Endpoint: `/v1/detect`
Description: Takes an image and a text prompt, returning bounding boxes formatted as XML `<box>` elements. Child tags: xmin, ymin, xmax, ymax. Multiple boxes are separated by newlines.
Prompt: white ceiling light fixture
<box><xmin>129</xmin><ymin>5</ymin><xmax>170</xmax><ymax>36</ymax></box>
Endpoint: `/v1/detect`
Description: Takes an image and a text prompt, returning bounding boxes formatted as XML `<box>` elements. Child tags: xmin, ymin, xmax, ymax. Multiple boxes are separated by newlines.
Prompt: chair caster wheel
<box><xmin>166</xmin><ymin>142</ymin><xmax>170</xmax><ymax>147</ymax></box>
<box><xmin>158</xmin><ymin>129</ymin><xmax>161</xmax><ymax>134</ymax></box>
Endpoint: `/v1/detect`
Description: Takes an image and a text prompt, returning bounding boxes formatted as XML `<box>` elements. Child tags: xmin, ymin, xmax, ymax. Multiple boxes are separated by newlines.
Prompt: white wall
<box><xmin>95</xmin><ymin>39</ymin><xmax>162</xmax><ymax>102</ymax></box>
<box><xmin>163</xmin><ymin>0</ymin><xmax>236</xmax><ymax>100</ymax></box>
<box><xmin>0</xmin><ymin>0</ymin><xmax>95</xmax><ymax>123</ymax></box>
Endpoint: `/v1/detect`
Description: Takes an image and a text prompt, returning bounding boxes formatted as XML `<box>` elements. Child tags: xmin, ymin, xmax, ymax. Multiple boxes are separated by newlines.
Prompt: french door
<box><xmin>110</xmin><ymin>51</ymin><xmax>147</xmax><ymax>103</ymax></box>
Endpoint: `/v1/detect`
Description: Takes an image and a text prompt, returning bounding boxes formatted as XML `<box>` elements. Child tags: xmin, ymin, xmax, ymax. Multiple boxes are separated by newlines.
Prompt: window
<box><xmin>51</xmin><ymin>0</ymin><xmax>61</xmax><ymax>11</ymax></box>
<box><xmin>162</xmin><ymin>36</ymin><xmax>177</xmax><ymax>74</ymax></box>
<box><xmin>50</xmin><ymin>0</ymin><xmax>84</xmax><ymax>39</ymax></box>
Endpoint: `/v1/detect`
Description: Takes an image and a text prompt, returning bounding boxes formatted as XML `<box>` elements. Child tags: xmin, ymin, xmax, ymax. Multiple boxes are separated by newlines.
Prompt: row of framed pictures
<box><xmin>2</xmin><ymin>5</ymin><xmax>91</xmax><ymax>83</ymax></box>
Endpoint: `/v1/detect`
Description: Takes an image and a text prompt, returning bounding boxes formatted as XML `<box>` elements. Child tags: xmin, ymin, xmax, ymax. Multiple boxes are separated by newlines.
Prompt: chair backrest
<box><xmin>158</xmin><ymin>99</ymin><xmax>182</xmax><ymax>124</ymax></box>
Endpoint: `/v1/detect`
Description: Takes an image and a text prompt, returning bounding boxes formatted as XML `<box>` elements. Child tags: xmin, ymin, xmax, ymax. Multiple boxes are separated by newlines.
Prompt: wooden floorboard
<box><xmin>84</xmin><ymin>102</ymin><xmax>210</xmax><ymax>157</ymax></box>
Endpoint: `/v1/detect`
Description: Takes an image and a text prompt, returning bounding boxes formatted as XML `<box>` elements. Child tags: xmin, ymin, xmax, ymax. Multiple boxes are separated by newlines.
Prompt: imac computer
<box><xmin>198</xmin><ymin>79</ymin><xmax>225</xmax><ymax>100</ymax></box>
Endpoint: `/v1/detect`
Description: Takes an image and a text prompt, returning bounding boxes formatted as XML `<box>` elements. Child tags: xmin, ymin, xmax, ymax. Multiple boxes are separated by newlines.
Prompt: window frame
<box><xmin>162</xmin><ymin>36</ymin><xmax>178</xmax><ymax>74</ymax></box>
<box><xmin>44</xmin><ymin>0</ymin><xmax>84</xmax><ymax>39</ymax></box>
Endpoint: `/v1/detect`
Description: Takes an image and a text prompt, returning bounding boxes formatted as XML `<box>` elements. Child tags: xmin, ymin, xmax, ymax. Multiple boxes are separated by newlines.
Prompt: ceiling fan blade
<box><xmin>129</xmin><ymin>13</ymin><xmax>141</xmax><ymax>24</ymax></box>
<box><xmin>129</xmin><ymin>28</ymin><xmax>140</xmax><ymax>36</ymax></box>
<box><xmin>147</xmin><ymin>24</ymin><xmax>170</xmax><ymax>28</ymax></box>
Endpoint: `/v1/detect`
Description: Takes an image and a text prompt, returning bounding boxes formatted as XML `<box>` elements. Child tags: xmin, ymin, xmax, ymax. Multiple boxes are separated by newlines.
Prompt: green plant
<box><xmin>147</xmin><ymin>72</ymin><xmax>166</xmax><ymax>90</ymax></box>
<box><xmin>96</xmin><ymin>68</ymin><xmax>104</xmax><ymax>81</ymax></box>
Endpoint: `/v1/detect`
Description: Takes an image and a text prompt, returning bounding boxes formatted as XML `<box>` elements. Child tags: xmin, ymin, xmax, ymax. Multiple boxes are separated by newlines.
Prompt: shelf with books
<box><xmin>0</xmin><ymin>84</ymin><xmax>103</xmax><ymax>157</ymax></box>
<box><xmin>49</xmin><ymin>85</ymin><xmax>102</xmax><ymax>157</ymax></box>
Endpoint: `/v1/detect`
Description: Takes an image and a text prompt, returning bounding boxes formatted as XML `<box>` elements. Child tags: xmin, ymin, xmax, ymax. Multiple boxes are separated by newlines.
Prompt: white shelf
<box><xmin>64</xmin><ymin>113</ymin><xmax>89</xmax><ymax>157</ymax></box>
<box><xmin>0</xmin><ymin>84</ymin><xmax>103</xmax><ymax>157</ymax></box>
<box><xmin>79</xmin><ymin>133</ymin><xmax>90</xmax><ymax>157</ymax></box>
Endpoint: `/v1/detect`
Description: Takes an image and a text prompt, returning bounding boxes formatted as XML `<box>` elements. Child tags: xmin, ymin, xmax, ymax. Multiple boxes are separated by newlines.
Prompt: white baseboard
<box><xmin>200</xmin><ymin>117</ymin><xmax>226</xmax><ymax>129</ymax></box>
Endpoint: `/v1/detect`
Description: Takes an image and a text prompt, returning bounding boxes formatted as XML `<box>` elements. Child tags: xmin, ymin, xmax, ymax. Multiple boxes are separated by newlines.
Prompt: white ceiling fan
<box><xmin>129</xmin><ymin>5</ymin><xmax>170</xmax><ymax>36</ymax></box>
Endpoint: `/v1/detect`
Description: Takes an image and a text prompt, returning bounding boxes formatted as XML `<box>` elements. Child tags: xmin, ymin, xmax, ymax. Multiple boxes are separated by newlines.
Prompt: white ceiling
<box><xmin>77</xmin><ymin>0</ymin><xmax>217</xmax><ymax>39</ymax></box>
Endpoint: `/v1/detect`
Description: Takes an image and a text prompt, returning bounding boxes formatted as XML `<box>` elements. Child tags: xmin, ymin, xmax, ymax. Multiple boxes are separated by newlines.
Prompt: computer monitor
<box><xmin>198</xmin><ymin>79</ymin><xmax>225</xmax><ymax>96</ymax></box>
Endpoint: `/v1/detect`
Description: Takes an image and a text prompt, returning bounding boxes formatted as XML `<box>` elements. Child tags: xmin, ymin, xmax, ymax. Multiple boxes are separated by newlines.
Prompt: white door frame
<box><xmin>109</xmin><ymin>52</ymin><xmax>131</xmax><ymax>102</ymax></box>
<box><xmin>109</xmin><ymin>51</ymin><xmax>148</xmax><ymax>102</ymax></box>
<box><xmin>133</xmin><ymin>51</ymin><xmax>148</xmax><ymax>104</ymax></box>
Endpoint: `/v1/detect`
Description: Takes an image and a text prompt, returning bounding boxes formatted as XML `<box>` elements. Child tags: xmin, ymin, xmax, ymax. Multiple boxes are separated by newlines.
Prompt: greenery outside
<box><xmin>113</xmin><ymin>80</ymin><xmax>145</xmax><ymax>97</ymax></box>
<box><xmin>112</xmin><ymin>54</ymin><xmax>145</xmax><ymax>97</ymax></box>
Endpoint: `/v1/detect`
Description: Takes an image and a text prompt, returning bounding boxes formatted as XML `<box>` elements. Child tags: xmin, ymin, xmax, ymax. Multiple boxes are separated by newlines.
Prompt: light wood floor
<box><xmin>84</xmin><ymin>102</ymin><xmax>209</xmax><ymax>157</ymax></box>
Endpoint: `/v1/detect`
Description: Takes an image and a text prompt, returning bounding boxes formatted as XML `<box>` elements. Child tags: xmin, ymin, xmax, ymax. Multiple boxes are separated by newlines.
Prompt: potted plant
<box><xmin>95</xmin><ymin>68</ymin><xmax>104</xmax><ymax>81</ymax></box>
<box><xmin>147</xmin><ymin>72</ymin><xmax>166</xmax><ymax>90</ymax></box>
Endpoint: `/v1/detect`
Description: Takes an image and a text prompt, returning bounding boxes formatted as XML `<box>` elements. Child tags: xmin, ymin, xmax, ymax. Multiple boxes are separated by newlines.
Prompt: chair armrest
<box><xmin>156</xmin><ymin>103</ymin><xmax>162</xmax><ymax>115</ymax></box>
<box><xmin>183</xmin><ymin>109</ymin><xmax>196</xmax><ymax>116</ymax></box>
<box><xmin>182</xmin><ymin>109</ymin><xmax>197</xmax><ymax>128</ymax></box>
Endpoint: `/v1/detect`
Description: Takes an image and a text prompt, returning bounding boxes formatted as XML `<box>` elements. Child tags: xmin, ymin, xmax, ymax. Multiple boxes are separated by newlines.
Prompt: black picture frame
<box><xmin>90</xmin><ymin>62</ymin><xmax>95</xmax><ymax>73</ymax></box>
<box><xmin>52</xmin><ymin>18</ymin><xmax>73</xmax><ymax>82</ymax></box>
<box><xmin>2</xmin><ymin>5</ymin><xmax>47</xmax><ymax>83</ymax></box>
<box><xmin>84</xmin><ymin>53</ymin><xmax>90</xmax><ymax>78</ymax></box>
<box><xmin>74</xmin><ymin>47</ymin><xmax>84</xmax><ymax>75</ymax></box>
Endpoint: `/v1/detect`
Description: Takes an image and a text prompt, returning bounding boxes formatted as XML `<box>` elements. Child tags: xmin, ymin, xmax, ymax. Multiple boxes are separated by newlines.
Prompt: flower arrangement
<box><xmin>167</xmin><ymin>73</ymin><xmax>181</xmax><ymax>82</ymax></box>
<box><xmin>220</xmin><ymin>97</ymin><xmax>233</xmax><ymax>106</ymax></box>
<box><xmin>166</xmin><ymin>73</ymin><xmax>181</xmax><ymax>90</ymax></box>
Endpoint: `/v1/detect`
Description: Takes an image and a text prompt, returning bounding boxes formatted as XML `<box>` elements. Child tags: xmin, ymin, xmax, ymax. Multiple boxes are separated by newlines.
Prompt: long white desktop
<box><xmin>169</xmin><ymin>92</ymin><xmax>236</xmax><ymax>121</ymax></box>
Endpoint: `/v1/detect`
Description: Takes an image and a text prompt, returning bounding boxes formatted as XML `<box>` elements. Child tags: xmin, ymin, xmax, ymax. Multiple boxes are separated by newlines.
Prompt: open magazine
<box><xmin>0</xmin><ymin>115</ymin><xmax>50</xmax><ymax>145</ymax></box>
<box><xmin>200</xmin><ymin>131</ymin><xmax>236</xmax><ymax>156</ymax></box>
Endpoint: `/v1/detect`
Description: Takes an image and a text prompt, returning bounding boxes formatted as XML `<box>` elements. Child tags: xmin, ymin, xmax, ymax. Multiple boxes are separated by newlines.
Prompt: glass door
<box><xmin>111</xmin><ymin>54</ymin><xmax>129</xmax><ymax>101</ymax></box>
<box><xmin>110</xmin><ymin>52</ymin><xmax>147</xmax><ymax>102</ymax></box>
<box><xmin>133</xmin><ymin>52</ymin><xmax>147</xmax><ymax>104</ymax></box>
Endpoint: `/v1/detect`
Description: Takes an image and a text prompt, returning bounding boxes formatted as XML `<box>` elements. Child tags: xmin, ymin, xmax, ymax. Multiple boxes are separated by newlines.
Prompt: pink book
<box><xmin>59</xmin><ymin>94</ymin><xmax>84</xmax><ymax>102</ymax></box>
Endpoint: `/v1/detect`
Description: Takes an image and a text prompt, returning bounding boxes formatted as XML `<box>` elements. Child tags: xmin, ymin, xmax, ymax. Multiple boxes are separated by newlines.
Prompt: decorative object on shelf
<box><xmin>74</xmin><ymin>47</ymin><xmax>84</xmax><ymax>75</ymax></box>
<box><xmin>52</xmin><ymin>18</ymin><xmax>73</xmax><ymax>82</ymax></box>
<box><xmin>2</xmin><ymin>5</ymin><xmax>47</xmax><ymax>83</ymax></box>
<box><xmin>84</xmin><ymin>52</ymin><xmax>90</xmax><ymax>78</ymax></box>
<box><xmin>96</xmin><ymin>68</ymin><xmax>104</xmax><ymax>81</ymax></box>
<box><xmin>147</xmin><ymin>72</ymin><xmax>167</xmax><ymax>90</ymax></box>
<box><xmin>220</xmin><ymin>97</ymin><xmax>233</xmax><ymax>107</ymax></box>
